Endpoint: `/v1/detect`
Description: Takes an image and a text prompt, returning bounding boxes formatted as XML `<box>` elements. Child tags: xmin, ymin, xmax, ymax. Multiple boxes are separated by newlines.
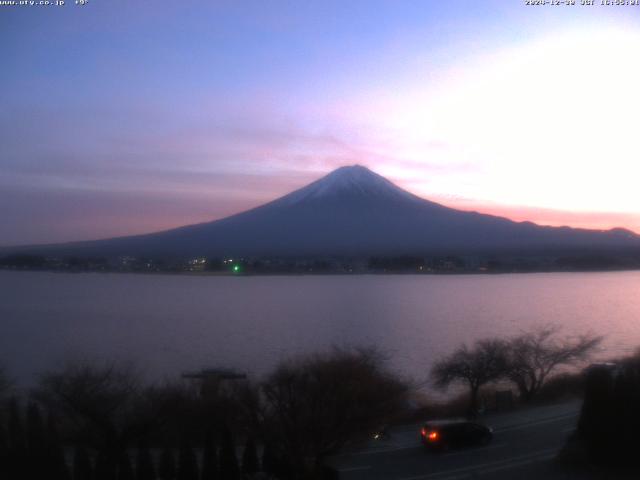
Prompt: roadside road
<box><xmin>330</xmin><ymin>401</ymin><xmax>582</xmax><ymax>480</ymax></box>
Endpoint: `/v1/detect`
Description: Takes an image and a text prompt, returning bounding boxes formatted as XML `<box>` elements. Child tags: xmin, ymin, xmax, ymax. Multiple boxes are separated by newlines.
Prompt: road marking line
<box><xmin>495</xmin><ymin>413</ymin><xmax>578</xmax><ymax>432</ymax></box>
<box><xmin>436</xmin><ymin>453</ymin><xmax>557</xmax><ymax>480</ymax></box>
<box><xmin>342</xmin><ymin>439</ymin><xmax>506</xmax><ymax>458</ymax></box>
<box><xmin>337</xmin><ymin>443</ymin><xmax>422</xmax><ymax>457</ymax></box>
<box><xmin>397</xmin><ymin>448</ymin><xmax>558</xmax><ymax>480</ymax></box>
<box><xmin>339</xmin><ymin>436</ymin><xmax>520</xmax><ymax>459</ymax></box>
<box><xmin>477</xmin><ymin>453</ymin><xmax>555</xmax><ymax>476</ymax></box>
<box><xmin>338</xmin><ymin>465</ymin><xmax>372</xmax><ymax>472</ymax></box>
<box><xmin>442</xmin><ymin>442</ymin><xmax>507</xmax><ymax>457</ymax></box>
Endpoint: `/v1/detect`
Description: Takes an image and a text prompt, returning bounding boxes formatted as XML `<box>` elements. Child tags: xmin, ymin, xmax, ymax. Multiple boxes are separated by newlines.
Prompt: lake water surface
<box><xmin>1</xmin><ymin>270</ymin><xmax>639</xmax><ymax>386</ymax></box>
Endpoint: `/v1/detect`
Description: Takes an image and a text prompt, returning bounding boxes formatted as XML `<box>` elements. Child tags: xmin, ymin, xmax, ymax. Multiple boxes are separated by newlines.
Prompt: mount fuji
<box><xmin>9</xmin><ymin>165</ymin><xmax>640</xmax><ymax>258</ymax></box>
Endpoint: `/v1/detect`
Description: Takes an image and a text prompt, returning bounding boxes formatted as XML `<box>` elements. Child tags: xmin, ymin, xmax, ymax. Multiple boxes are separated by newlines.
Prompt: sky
<box><xmin>2</xmin><ymin>0</ymin><xmax>640</xmax><ymax>246</ymax></box>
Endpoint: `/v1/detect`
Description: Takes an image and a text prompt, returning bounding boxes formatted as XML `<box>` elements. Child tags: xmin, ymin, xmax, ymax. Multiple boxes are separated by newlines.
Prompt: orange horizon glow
<box><xmin>435</xmin><ymin>198</ymin><xmax>640</xmax><ymax>235</ymax></box>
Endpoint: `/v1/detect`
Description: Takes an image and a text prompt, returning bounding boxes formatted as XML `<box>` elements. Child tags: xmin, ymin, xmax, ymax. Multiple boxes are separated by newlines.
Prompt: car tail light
<box><xmin>428</xmin><ymin>431</ymin><xmax>439</xmax><ymax>441</ymax></box>
<box><xmin>421</xmin><ymin>427</ymin><xmax>427</xmax><ymax>437</ymax></box>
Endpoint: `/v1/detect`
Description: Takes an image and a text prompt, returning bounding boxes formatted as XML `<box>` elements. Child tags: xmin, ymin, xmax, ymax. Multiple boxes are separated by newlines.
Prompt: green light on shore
<box><xmin>233</xmin><ymin>265</ymin><xmax>240</xmax><ymax>273</ymax></box>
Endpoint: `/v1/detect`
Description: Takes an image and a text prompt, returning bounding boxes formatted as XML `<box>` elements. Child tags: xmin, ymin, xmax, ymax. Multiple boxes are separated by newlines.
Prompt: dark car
<box><xmin>420</xmin><ymin>419</ymin><xmax>493</xmax><ymax>451</ymax></box>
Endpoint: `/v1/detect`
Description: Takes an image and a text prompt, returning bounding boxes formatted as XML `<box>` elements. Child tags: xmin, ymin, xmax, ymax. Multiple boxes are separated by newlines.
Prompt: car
<box><xmin>420</xmin><ymin>419</ymin><xmax>493</xmax><ymax>451</ymax></box>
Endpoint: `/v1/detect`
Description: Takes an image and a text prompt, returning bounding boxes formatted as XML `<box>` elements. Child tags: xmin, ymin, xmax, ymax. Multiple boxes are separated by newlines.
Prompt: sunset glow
<box><xmin>2</xmin><ymin>1</ymin><xmax>640</xmax><ymax>245</ymax></box>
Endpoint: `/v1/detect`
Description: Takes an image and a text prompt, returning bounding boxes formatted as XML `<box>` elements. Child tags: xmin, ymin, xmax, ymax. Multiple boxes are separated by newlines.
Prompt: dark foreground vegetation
<box><xmin>0</xmin><ymin>349</ymin><xmax>408</xmax><ymax>480</ymax></box>
<box><xmin>431</xmin><ymin>326</ymin><xmax>602</xmax><ymax>416</ymax></box>
<box><xmin>0</xmin><ymin>328</ymin><xmax>603</xmax><ymax>479</ymax></box>
<box><xmin>559</xmin><ymin>350</ymin><xmax>640</xmax><ymax>474</ymax></box>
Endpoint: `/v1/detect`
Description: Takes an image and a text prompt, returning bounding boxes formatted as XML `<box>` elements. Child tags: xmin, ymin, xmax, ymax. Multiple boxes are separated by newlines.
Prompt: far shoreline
<box><xmin>2</xmin><ymin>266</ymin><xmax>640</xmax><ymax>277</ymax></box>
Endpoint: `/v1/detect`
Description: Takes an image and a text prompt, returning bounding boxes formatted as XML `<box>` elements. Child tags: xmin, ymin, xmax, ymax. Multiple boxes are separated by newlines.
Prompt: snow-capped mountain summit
<box><xmin>9</xmin><ymin>165</ymin><xmax>640</xmax><ymax>258</ymax></box>
<box><xmin>279</xmin><ymin>165</ymin><xmax>419</xmax><ymax>205</ymax></box>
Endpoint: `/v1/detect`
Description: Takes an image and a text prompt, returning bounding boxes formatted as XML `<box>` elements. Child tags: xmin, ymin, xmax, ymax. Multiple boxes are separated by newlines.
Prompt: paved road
<box><xmin>330</xmin><ymin>401</ymin><xmax>582</xmax><ymax>480</ymax></box>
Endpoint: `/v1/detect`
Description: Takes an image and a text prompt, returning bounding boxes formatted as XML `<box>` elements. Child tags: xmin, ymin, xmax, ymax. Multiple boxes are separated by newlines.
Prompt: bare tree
<box><xmin>259</xmin><ymin>347</ymin><xmax>410</xmax><ymax>478</ymax></box>
<box><xmin>34</xmin><ymin>362</ymin><xmax>167</xmax><ymax>476</ymax></box>
<box><xmin>431</xmin><ymin>339</ymin><xmax>508</xmax><ymax>417</ymax></box>
<box><xmin>505</xmin><ymin>326</ymin><xmax>602</xmax><ymax>402</ymax></box>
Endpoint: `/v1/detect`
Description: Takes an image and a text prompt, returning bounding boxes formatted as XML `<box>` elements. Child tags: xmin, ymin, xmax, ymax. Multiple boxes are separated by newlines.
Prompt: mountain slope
<box><xmin>7</xmin><ymin>165</ymin><xmax>640</xmax><ymax>258</ymax></box>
